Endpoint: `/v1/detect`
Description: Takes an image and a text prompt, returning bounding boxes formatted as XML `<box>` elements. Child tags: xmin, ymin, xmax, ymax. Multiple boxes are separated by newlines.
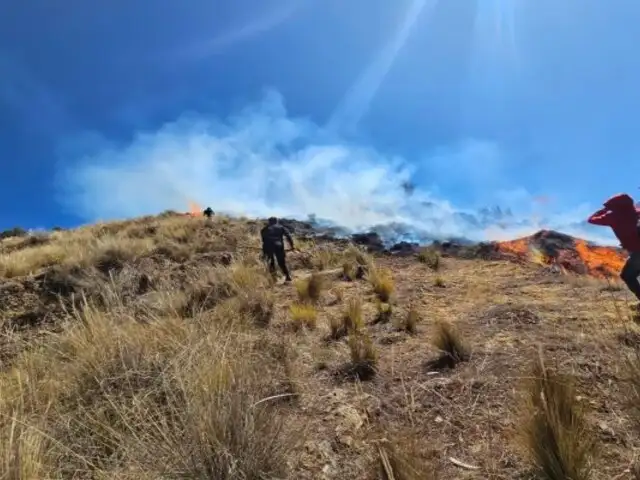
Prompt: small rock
<box><xmin>337</xmin><ymin>434</ymin><xmax>354</xmax><ymax>447</ymax></box>
<box><xmin>598</xmin><ymin>421</ymin><xmax>616</xmax><ymax>441</ymax></box>
<box><xmin>335</xmin><ymin>405</ymin><xmax>364</xmax><ymax>431</ymax></box>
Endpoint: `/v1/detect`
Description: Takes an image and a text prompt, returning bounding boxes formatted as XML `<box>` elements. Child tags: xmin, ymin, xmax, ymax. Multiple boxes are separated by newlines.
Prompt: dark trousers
<box><xmin>263</xmin><ymin>244</ymin><xmax>291</xmax><ymax>279</ymax></box>
<box><xmin>621</xmin><ymin>252</ymin><xmax>640</xmax><ymax>301</ymax></box>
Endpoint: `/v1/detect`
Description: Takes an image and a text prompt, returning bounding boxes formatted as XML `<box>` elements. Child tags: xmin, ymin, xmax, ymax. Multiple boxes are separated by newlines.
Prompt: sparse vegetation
<box><xmin>394</xmin><ymin>305</ymin><xmax>420</xmax><ymax>333</ymax></box>
<box><xmin>0</xmin><ymin>226</ymin><xmax>27</xmax><ymax>239</ymax></box>
<box><xmin>375</xmin><ymin>300</ymin><xmax>393</xmax><ymax>324</ymax></box>
<box><xmin>519</xmin><ymin>354</ymin><xmax>595</xmax><ymax>480</ymax></box>
<box><xmin>368</xmin><ymin>266</ymin><xmax>395</xmax><ymax>302</ymax></box>
<box><xmin>290</xmin><ymin>302</ymin><xmax>318</xmax><ymax>330</ymax></box>
<box><xmin>343</xmin><ymin>296</ymin><xmax>364</xmax><ymax>333</ymax></box>
<box><xmin>417</xmin><ymin>247</ymin><xmax>441</xmax><ymax>271</ymax></box>
<box><xmin>433</xmin><ymin>276</ymin><xmax>445</xmax><ymax>288</ymax></box>
<box><xmin>0</xmin><ymin>212</ymin><xmax>633</xmax><ymax>478</ymax></box>
<box><xmin>328</xmin><ymin>296</ymin><xmax>364</xmax><ymax>340</ymax></box>
<box><xmin>294</xmin><ymin>272</ymin><xmax>325</xmax><ymax>304</ymax></box>
<box><xmin>347</xmin><ymin>330</ymin><xmax>377</xmax><ymax>379</ymax></box>
<box><xmin>378</xmin><ymin>434</ymin><xmax>438</xmax><ymax>480</ymax></box>
<box><xmin>429</xmin><ymin>320</ymin><xmax>469</xmax><ymax>369</ymax></box>
<box><xmin>342</xmin><ymin>260</ymin><xmax>358</xmax><ymax>281</ymax></box>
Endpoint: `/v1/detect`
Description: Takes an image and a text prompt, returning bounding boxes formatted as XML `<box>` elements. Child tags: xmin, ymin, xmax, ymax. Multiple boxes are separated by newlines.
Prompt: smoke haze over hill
<box><xmin>57</xmin><ymin>90</ymin><xmax>615</xmax><ymax>247</ymax></box>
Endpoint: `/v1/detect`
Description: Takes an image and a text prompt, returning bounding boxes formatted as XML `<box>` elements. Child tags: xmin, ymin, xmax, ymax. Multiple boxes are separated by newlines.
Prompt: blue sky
<box><xmin>1</xmin><ymin>0</ymin><xmax>640</xmax><ymax>244</ymax></box>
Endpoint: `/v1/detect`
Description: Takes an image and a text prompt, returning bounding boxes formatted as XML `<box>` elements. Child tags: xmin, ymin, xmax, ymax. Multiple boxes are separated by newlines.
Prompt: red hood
<box><xmin>604</xmin><ymin>193</ymin><xmax>635</xmax><ymax>211</ymax></box>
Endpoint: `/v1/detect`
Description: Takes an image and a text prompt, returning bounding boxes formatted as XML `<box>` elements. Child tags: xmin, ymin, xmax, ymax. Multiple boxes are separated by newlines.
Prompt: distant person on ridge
<box><xmin>203</xmin><ymin>207</ymin><xmax>214</xmax><ymax>219</ymax></box>
<box><xmin>261</xmin><ymin>217</ymin><xmax>295</xmax><ymax>282</ymax></box>
<box><xmin>587</xmin><ymin>193</ymin><xmax>640</xmax><ymax>302</ymax></box>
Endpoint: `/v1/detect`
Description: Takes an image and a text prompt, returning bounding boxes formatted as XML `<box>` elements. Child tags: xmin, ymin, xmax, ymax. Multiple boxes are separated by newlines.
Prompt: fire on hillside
<box><xmin>494</xmin><ymin>230</ymin><xmax>626</xmax><ymax>278</ymax></box>
<box><xmin>185</xmin><ymin>201</ymin><xmax>203</xmax><ymax>217</ymax></box>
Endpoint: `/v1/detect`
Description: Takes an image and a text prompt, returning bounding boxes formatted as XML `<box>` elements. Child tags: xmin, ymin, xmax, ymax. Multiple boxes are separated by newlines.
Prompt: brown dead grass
<box><xmin>295</xmin><ymin>272</ymin><xmax>325</xmax><ymax>304</ymax></box>
<box><xmin>518</xmin><ymin>353</ymin><xmax>596</xmax><ymax>480</ymax></box>
<box><xmin>290</xmin><ymin>303</ymin><xmax>318</xmax><ymax>331</ymax></box>
<box><xmin>368</xmin><ymin>265</ymin><xmax>395</xmax><ymax>302</ymax></box>
<box><xmin>0</xmin><ymin>213</ymin><xmax>638</xmax><ymax>479</ymax></box>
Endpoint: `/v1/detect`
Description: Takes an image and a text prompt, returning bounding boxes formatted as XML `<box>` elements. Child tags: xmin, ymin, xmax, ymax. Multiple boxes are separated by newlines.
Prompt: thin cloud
<box><xmin>171</xmin><ymin>2</ymin><xmax>303</xmax><ymax>62</ymax></box>
<box><xmin>327</xmin><ymin>0</ymin><xmax>435</xmax><ymax>133</ymax></box>
<box><xmin>55</xmin><ymin>89</ymin><xmax>615</xmax><ymax>245</ymax></box>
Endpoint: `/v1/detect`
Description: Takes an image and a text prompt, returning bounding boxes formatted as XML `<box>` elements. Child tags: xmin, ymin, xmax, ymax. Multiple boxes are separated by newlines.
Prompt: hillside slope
<box><xmin>1</xmin><ymin>213</ymin><xmax>639</xmax><ymax>479</ymax></box>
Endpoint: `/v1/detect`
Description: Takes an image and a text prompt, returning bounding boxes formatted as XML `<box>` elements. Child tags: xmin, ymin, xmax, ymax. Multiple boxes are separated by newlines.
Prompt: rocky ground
<box><xmin>0</xmin><ymin>213</ymin><xmax>639</xmax><ymax>479</ymax></box>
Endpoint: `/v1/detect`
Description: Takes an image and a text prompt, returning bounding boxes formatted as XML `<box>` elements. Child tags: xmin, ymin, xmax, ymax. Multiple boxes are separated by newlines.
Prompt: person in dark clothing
<box><xmin>203</xmin><ymin>207</ymin><xmax>214</xmax><ymax>219</ymax></box>
<box><xmin>588</xmin><ymin>193</ymin><xmax>640</xmax><ymax>301</ymax></box>
<box><xmin>261</xmin><ymin>217</ymin><xmax>295</xmax><ymax>282</ymax></box>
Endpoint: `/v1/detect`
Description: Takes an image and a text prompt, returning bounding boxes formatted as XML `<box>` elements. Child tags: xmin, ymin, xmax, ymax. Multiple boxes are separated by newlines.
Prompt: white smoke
<box><xmin>56</xmin><ymin>90</ymin><xmax>617</xmax><ymax>246</ymax></box>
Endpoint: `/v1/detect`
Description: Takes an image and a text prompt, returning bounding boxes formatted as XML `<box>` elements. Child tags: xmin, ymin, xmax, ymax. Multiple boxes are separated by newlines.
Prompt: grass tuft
<box><xmin>375</xmin><ymin>300</ymin><xmax>393</xmax><ymax>324</ymax></box>
<box><xmin>428</xmin><ymin>320</ymin><xmax>469</xmax><ymax>370</ymax></box>
<box><xmin>519</xmin><ymin>353</ymin><xmax>595</xmax><ymax>480</ymax></box>
<box><xmin>394</xmin><ymin>305</ymin><xmax>420</xmax><ymax>334</ymax></box>
<box><xmin>289</xmin><ymin>303</ymin><xmax>318</xmax><ymax>331</ymax></box>
<box><xmin>347</xmin><ymin>330</ymin><xmax>377</xmax><ymax>380</ymax></box>
<box><xmin>378</xmin><ymin>434</ymin><xmax>438</xmax><ymax>480</ymax></box>
<box><xmin>368</xmin><ymin>266</ymin><xmax>395</xmax><ymax>302</ymax></box>
<box><xmin>433</xmin><ymin>276</ymin><xmax>446</xmax><ymax>288</ymax></box>
<box><xmin>417</xmin><ymin>247</ymin><xmax>441</xmax><ymax>271</ymax></box>
<box><xmin>294</xmin><ymin>273</ymin><xmax>325</xmax><ymax>304</ymax></box>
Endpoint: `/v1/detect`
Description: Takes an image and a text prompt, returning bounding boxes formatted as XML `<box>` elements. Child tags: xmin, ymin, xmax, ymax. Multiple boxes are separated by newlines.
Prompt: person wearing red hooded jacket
<box><xmin>588</xmin><ymin>193</ymin><xmax>640</xmax><ymax>301</ymax></box>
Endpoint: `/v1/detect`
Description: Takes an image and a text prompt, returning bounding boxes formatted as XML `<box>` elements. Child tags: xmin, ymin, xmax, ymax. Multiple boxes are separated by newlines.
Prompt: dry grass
<box><xmin>1</xmin><ymin>211</ymin><xmax>637</xmax><ymax>478</ymax></box>
<box><xmin>394</xmin><ymin>305</ymin><xmax>420</xmax><ymax>333</ymax></box>
<box><xmin>378</xmin><ymin>434</ymin><xmax>438</xmax><ymax>480</ymax></box>
<box><xmin>0</xmin><ymin>300</ymin><xmax>292</xmax><ymax>478</ymax></box>
<box><xmin>368</xmin><ymin>266</ymin><xmax>395</xmax><ymax>302</ymax></box>
<box><xmin>347</xmin><ymin>330</ymin><xmax>377</xmax><ymax>380</ymax></box>
<box><xmin>429</xmin><ymin>320</ymin><xmax>470</xmax><ymax>369</ymax></box>
<box><xmin>328</xmin><ymin>297</ymin><xmax>364</xmax><ymax>340</ymax></box>
<box><xmin>343</xmin><ymin>296</ymin><xmax>364</xmax><ymax>333</ymax></box>
<box><xmin>294</xmin><ymin>272</ymin><xmax>325</xmax><ymax>304</ymax></box>
<box><xmin>518</xmin><ymin>354</ymin><xmax>596</xmax><ymax>480</ymax></box>
<box><xmin>433</xmin><ymin>276</ymin><xmax>445</xmax><ymax>288</ymax></box>
<box><xmin>342</xmin><ymin>260</ymin><xmax>359</xmax><ymax>281</ymax></box>
<box><xmin>417</xmin><ymin>247</ymin><xmax>441</xmax><ymax>271</ymax></box>
<box><xmin>375</xmin><ymin>300</ymin><xmax>393</xmax><ymax>324</ymax></box>
<box><xmin>290</xmin><ymin>303</ymin><xmax>318</xmax><ymax>330</ymax></box>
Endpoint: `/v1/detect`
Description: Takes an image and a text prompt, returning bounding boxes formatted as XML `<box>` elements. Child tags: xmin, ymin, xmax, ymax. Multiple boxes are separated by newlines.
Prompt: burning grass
<box><xmin>495</xmin><ymin>230</ymin><xmax>627</xmax><ymax>279</ymax></box>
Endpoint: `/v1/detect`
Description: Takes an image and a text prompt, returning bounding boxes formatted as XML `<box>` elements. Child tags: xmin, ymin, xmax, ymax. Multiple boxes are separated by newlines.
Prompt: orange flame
<box><xmin>187</xmin><ymin>201</ymin><xmax>203</xmax><ymax>217</ymax></box>
<box><xmin>496</xmin><ymin>233</ymin><xmax>627</xmax><ymax>278</ymax></box>
<box><xmin>574</xmin><ymin>239</ymin><xmax>626</xmax><ymax>278</ymax></box>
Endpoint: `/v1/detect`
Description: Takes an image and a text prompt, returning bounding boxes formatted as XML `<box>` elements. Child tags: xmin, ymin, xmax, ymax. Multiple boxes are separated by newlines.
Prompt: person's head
<box><xmin>604</xmin><ymin>193</ymin><xmax>635</xmax><ymax>211</ymax></box>
<box><xmin>268</xmin><ymin>216</ymin><xmax>278</xmax><ymax>225</ymax></box>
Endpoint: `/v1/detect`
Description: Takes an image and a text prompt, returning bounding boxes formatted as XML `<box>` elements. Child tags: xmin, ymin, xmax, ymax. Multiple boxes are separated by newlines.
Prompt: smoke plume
<box><xmin>56</xmin><ymin>90</ymin><xmax>616</xmax><ymax>246</ymax></box>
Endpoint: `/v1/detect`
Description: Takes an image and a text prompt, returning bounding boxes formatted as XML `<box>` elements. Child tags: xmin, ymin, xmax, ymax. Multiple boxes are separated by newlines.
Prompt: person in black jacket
<box><xmin>261</xmin><ymin>217</ymin><xmax>294</xmax><ymax>282</ymax></box>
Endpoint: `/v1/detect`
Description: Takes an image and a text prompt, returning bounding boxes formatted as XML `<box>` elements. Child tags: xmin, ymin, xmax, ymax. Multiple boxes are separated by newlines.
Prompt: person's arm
<box><xmin>283</xmin><ymin>226</ymin><xmax>294</xmax><ymax>250</ymax></box>
<box><xmin>587</xmin><ymin>208</ymin><xmax>613</xmax><ymax>226</ymax></box>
